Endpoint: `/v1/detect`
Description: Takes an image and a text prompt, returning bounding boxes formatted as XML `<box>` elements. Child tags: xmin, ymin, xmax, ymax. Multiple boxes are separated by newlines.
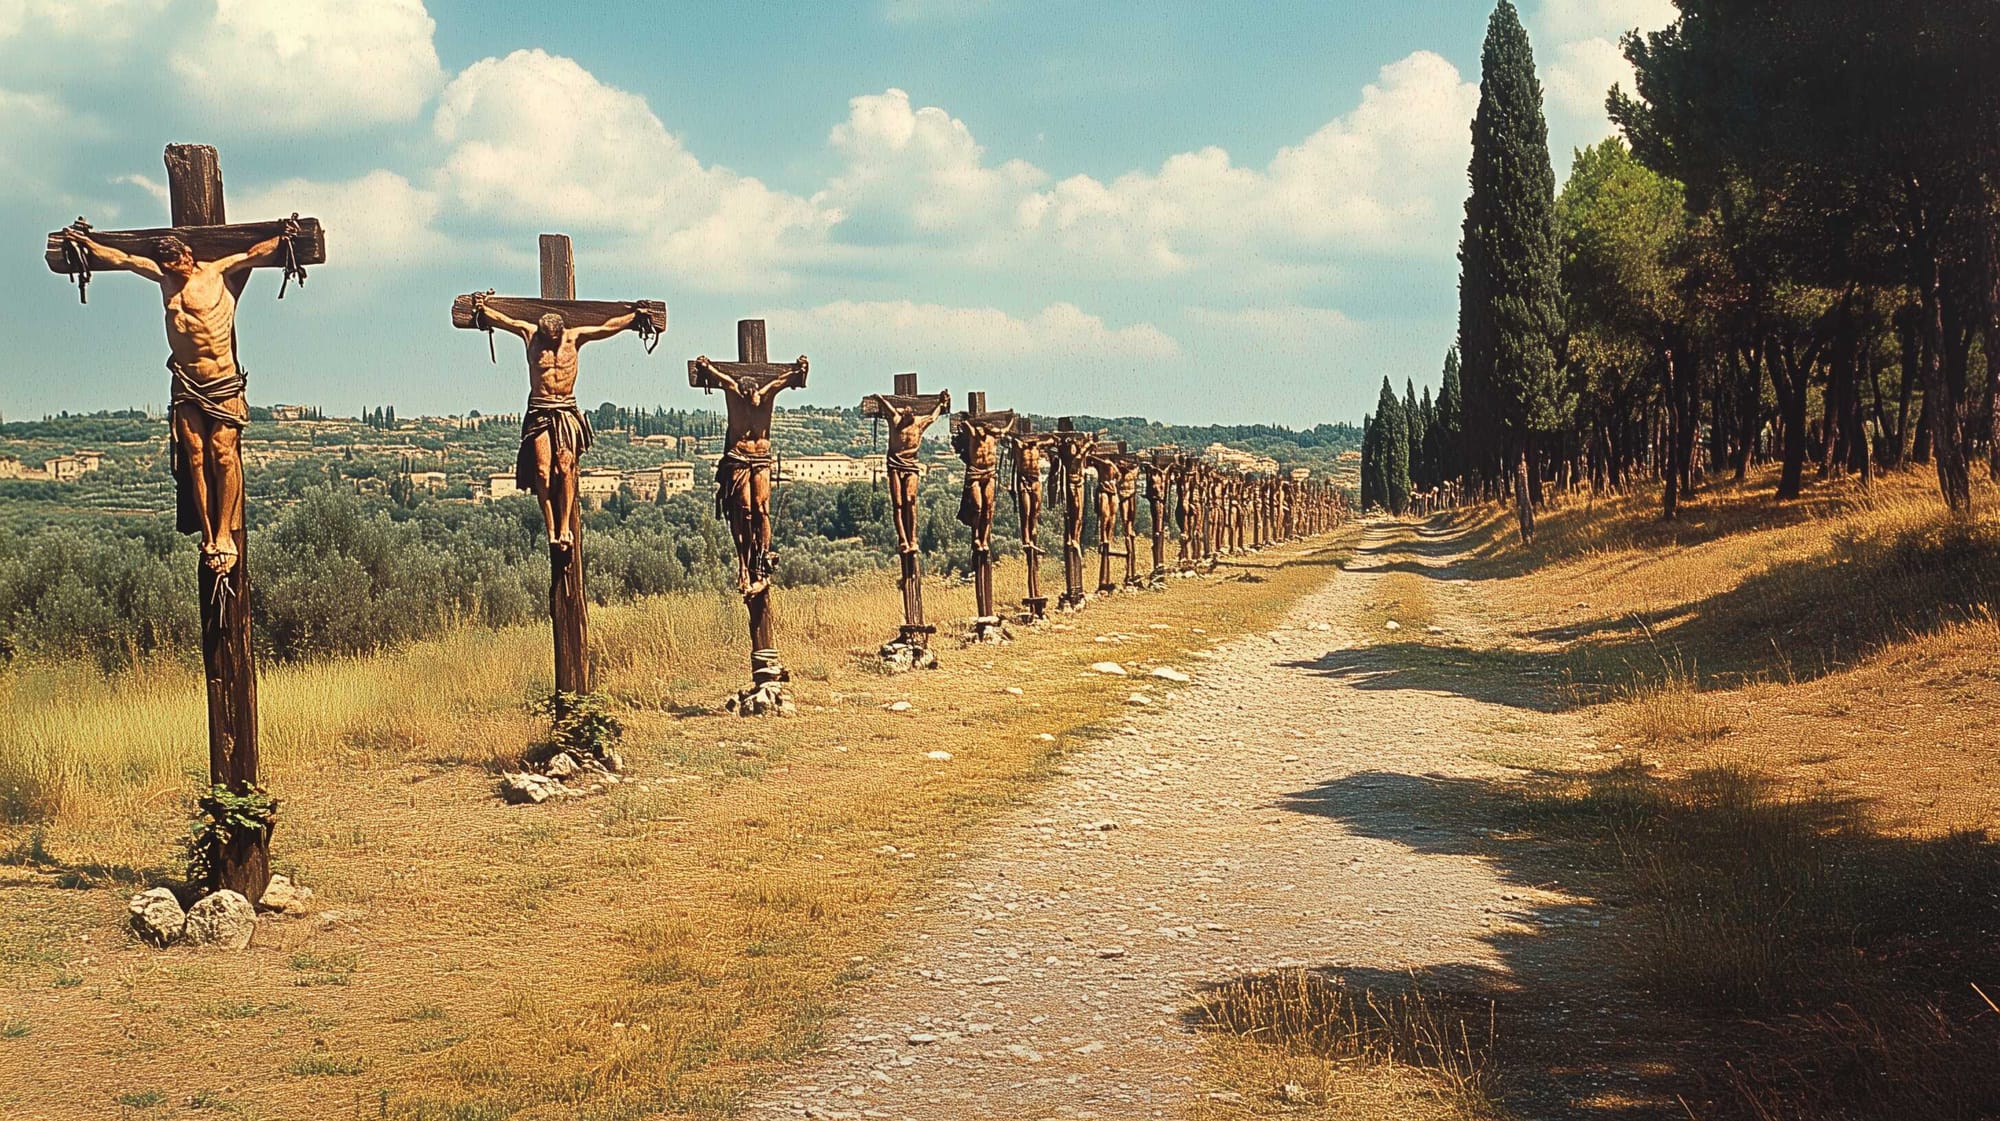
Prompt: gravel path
<box><xmin>753</xmin><ymin>523</ymin><xmax>1603</xmax><ymax>1120</ymax></box>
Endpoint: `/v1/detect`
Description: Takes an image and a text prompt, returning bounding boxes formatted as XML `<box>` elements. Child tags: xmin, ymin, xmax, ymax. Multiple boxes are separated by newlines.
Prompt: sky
<box><xmin>0</xmin><ymin>0</ymin><xmax>1675</xmax><ymax>426</ymax></box>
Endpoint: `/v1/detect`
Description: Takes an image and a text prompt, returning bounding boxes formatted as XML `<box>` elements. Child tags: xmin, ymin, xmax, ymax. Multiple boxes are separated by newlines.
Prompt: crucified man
<box><xmin>867</xmin><ymin>390</ymin><xmax>950</xmax><ymax>554</ymax></box>
<box><xmin>474</xmin><ymin>294</ymin><xmax>642</xmax><ymax>552</ymax></box>
<box><xmin>61</xmin><ymin>226</ymin><xmax>289</xmax><ymax>575</ymax></box>
<box><xmin>694</xmin><ymin>354</ymin><xmax>809</xmax><ymax>594</ymax></box>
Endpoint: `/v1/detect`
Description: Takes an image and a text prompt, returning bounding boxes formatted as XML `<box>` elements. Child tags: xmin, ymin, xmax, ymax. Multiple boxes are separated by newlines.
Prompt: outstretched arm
<box><xmin>68</xmin><ymin>231</ymin><xmax>164</xmax><ymax>282</ymax></box>
<box><xmin>570</xmin><ymin>307</ymin><xmax>640</xmax><ymax>345</ymax></box>
<box><xmin>212</xmin><ymin>233</ymin><xmax>286</xmax><ymax>276</ymax></box>
<box><xmin>921</xmin><ymin>392</ymin><xmax>952</xmax><ymax>425</ymax></box>
<box><xmin>474</xmin><ymin>296</ymin><xmax>536</xmax><ymax>340</ymax></box>
<box><xmin>694</xmin><ymin>356</ymin><xmax>742</xmax><ymax>396</ymax></box>
<box><xmin>748</xmin><ymin>358</ymin><xmax>809</xmax><ymax>406</ymax></box>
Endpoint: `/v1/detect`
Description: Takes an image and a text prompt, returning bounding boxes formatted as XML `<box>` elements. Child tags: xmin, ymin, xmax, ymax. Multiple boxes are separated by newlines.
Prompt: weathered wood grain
<box><xmin>450</xmin><ymin>295</ymin><xmax>666</xmax><ymax>333</ymax></box>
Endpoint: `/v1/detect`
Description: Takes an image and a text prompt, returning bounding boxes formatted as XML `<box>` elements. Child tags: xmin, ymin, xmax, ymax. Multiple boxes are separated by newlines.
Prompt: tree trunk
<box><xmin>1512</xmin><ymin>445</ymin><xmax>1535</xmax><ymax>542</ymax></box>
<box><xmin>1771</xmin><ymin>337</ymin><xmax>1811</xmax><ymax>500</ymax></box>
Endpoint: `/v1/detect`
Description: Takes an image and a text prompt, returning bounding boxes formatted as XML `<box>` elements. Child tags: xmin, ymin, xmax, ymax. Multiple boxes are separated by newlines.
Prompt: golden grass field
<box><xmin>0</xmin><ymin>542</ymin><xmax>1351</xmax><ymax>1120</ymax></box>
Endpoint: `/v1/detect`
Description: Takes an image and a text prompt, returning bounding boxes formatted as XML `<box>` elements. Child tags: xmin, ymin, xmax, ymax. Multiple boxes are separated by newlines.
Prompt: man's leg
<box><xmin>173</xmin><ymin>405</ymin><xmax>218</xmax><ymax>560</ymax></box>
<box><xmin>530</xmin><ymin>432</ymin><xmax>560</xmax><ymax>545</ymax></box>
<box><xmin>748</xmin><ymin>466</ymin><xmax>774</xmax><ymax>593</ymax></box>
<box><xmin>549</xmin><ymin>444</ymin><xmax>579</xmax><ymax>549</ymax></box>
<box><xmin>894</xmin><ymin>473</ymin><xmax>918</xmax><ymax>553</ymax></box>
<box><xmin>207</xmin><ymin>420</ymin><xmax>245</xmax><ymax>572</ymax></box>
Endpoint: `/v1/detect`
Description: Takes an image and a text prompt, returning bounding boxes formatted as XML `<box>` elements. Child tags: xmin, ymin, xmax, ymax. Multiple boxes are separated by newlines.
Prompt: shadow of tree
<box><xmin>1239</xmin><ymin>764</ymin><xmax>2000</xmax><ymax>1120</ymax></box>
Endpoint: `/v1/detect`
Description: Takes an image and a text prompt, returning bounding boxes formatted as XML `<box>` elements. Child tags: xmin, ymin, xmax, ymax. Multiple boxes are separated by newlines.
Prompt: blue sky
<box><xmin>0</xmin><ymin>0</ymin><xmax>1673</xmax><ymax>426</ymax></box>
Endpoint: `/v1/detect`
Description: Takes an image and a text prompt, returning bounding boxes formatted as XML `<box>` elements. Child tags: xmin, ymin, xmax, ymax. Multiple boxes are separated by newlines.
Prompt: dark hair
<box><xmin>153</xmin><ymin>235</ymin><xmax>192</xmax><ymax>263</ymax></box>
<box><xmin>538</xmin><ymin>312</ymin><xmax>565</xmax><ymax>335</ymax></box>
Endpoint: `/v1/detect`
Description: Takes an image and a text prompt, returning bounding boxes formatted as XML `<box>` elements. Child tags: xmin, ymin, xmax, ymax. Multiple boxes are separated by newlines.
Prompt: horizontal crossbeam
<box><xmin>45</xmin><ymin>218</ymin><xmax>325</xmax><ymax>273</ymax></box>
<box><xmin>688</xmin><ymin>359</ymin><xmax>808</xmax><ymax>392</ymax></box>
<box><xmin>451</xmin><ymin>294</ymin><xmax>666</xmax><ymax>333</ymax></box>
<box><xmin>861</xmin><ymin>393</ymin><xmax>949</xmax><ymax>419</ymax></box>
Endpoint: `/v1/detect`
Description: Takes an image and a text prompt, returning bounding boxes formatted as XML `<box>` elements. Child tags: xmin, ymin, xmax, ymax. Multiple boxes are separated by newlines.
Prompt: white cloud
<box><xmin>172</xmin><ymin>0</ymin><xmax>443</xmax><ymax>132</ymax></box>
<box><xmin>1536</xmin><ymin>0</ymin><xmax>1675</xmax><ymax>42</ymax></box>
<box><xmin>773</xmin><ymin>300</ymin><xmax>1181</xmax><ymax>364</ymax></box>
<box><xmin>235</xmin><ymin>170</ymin><xmax>442</xmax><ymax>268</ymax></box>
<box><xmin>819</xmin><ymin>53</ymin><xmax>1478</xmax><ymax>279</ymax></box>
<box><xmin>0</xmin><ymin>0</ymin><xmax>168</xmax><ymax>41</ymax></box>
<box><xmin>433</xmin><ymin>49</ymin><xmax>834</xmax><ymax>290</ymax></box>
<box><xmin>1186</xmin><ymin>305</ymin><xmax>1360</xmax><ymax>341</ymax></box>
<box><xmin>1543</xmin><ymin>36</ymin><xmax>1634</xmax><ymax>118</ymax></box>
<box><xmin>822</xmin><ymin>88</ymin><xmax>1047</xmax><ymax>243</ymax></box>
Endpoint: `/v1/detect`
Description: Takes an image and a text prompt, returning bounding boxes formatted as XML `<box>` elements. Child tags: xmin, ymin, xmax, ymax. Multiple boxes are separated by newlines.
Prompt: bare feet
<box><xmin>550</xmin><ymin>531</ymin><xmax>574</xmax><ymax>552</ymax></box>
<box><xmin>202</xmin><ymin>540</ymin><xmax>238</xmax><ymax>576</ymax></box>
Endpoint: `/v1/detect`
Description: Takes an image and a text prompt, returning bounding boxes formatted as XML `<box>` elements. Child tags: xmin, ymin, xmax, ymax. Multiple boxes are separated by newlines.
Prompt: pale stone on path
<box><xmin>183</xmin><ymin>890</ymin><xmax>256</xmax><ymax>950</ymax></box>
<box><xmin>127</xmin><ymin>887</ymin><xmax>184</xmax><ymax>948</ymax></box>
<box><xmin>1150</xmin><ymin>667</ymin><xmax>1191</xmax><ymax>683</ymax></box>
<box><xmin>926</xmin><ymin>750</ymin><xmax>954</xmax><ymax>762</ymax></box>
<box><xmin>1089</xmin><ymin>662</ymin><xmax>1127</xmax><ymax>675</ymax></box>
<box><xmin>257</xmin><ymin>873</ymin><xmax>312</xmax><ymax>916</ymax></box>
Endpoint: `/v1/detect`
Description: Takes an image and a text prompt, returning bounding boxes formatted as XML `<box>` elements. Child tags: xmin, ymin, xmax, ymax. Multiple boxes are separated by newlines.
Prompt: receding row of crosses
<box><xmin>43</xmin><ymin>142</ymin><xmax>1347</xmax><ymax>899</ymax></box>
<box><xmin>864</xmin><ymin>377</ymin><xmax>1347</xmax><ymax>663</ymax></box>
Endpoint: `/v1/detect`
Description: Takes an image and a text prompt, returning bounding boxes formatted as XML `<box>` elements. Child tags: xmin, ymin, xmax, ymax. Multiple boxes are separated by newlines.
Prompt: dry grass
<box><xmin>0</xmin><ymin>539</ymin><xmax>1352</xmax><ymax>1119</ymax></box>
<box><xmin>1435</xmin><ymin>465</ymin><xmax>2000</xmax><ymax>1119</ymax></box>
<box><xmin>1186</xmin><ymin>969</ymin><xmax>1501</xmax><ymax>1121</ymax></box>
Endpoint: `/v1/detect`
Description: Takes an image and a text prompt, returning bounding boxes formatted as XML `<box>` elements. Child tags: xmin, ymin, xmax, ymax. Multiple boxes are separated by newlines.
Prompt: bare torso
<box><xmin>725</xmin><ymin>392</ymin><xmax>778</xmax><ymax>459</ymax></box>
<box><xmin>161</xmin><ymin>266</ymin><xmax>244</xmax><ymax>393</ymax></box>
<box><xmin>525</xmin><ymin>334</ymin><xmax>583</xmax><ymax>401</ymax></box>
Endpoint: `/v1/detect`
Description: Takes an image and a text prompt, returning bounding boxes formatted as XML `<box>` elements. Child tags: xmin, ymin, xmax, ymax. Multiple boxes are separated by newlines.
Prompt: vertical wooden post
<box><xmin>964</xmin><ymin>393</ymin><xmax>995</xmax><ymax>619</ymax></box>
<box><xmin>167</xmin><ymin>144</ymin><xmax>265</xmax><ymax>899</ymax></box>
<box><xmin>739</xmin><ymin>321</ymin><xmax>778</xmax><ymax>670</ymax></box>
<box><xmin>542</xmin><ymin>234</ymin><xmax>590</xmax><ymax>695</ymax></box>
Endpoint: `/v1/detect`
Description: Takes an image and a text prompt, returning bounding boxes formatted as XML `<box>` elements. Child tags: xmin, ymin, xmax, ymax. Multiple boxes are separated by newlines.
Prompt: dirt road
<box><xmin>753</xmin><ymin>522</ymin><xmax>1620</xmax><ymax>1120</ymax></box>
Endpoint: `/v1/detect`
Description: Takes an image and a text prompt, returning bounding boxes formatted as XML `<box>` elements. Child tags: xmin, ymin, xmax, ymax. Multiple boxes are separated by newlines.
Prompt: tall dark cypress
<box><xmin>1436</xmin><ymin>347</ymin><xmax>1464</xmax><ymax>485</ymax></box>
<box><xmin>1378</xmin><ymin>377</ymin><xmax>1411</xmax><ymax>516</ymax></box>
<box><xmin>1460</xmin><ymin>1</ymin><xmax>1565</xmax><ymax>536</ymax></box>
<box><xmin>1360</xmin><ymin>412</ymin><xmax>1381</xmax><ymax>510</ymax></box>
<box><xmin>1404</xmin><ymin>379</ymin><xmax>1423</xmax><ymax>493</ymax></box>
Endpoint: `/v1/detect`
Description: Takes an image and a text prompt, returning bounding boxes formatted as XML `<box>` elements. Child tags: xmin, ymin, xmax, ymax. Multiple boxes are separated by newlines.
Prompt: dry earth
<box><xmin>752</xmin><ymin>521</ymin><xmax>1657</xmax><ymax>1121</ymax></box>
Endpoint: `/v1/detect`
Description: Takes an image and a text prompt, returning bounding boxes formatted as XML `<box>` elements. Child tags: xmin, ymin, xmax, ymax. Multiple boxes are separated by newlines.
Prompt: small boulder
<box><xmin>182</xmin><ymin>890</ymin><xmax>257</xmax><ymax>950</ymax></box>
<box><xmin>1384</xmin><ymin>620</ymin><xmax>1401</xmax><ymax>632</ymax></box>
<box><xmin>1127</xmin><ymin>693</ymin><xmax>1154</xmax><ymax>707</ymax></box>
<box><xmin>544</xmin><ymin>752</ymin><xmax>580</xmax><ymax>779</ymax></box>
<box><xmin>127</xmin><ymin>887</ymin><xmax>185</xmax><ymax>948</ymax></box>
<box><xmin>1149</xmin><ymin>667</ymin><xmax>1191</xmax><ymax>683</ymax></box>
<box><xmin>925</xmin><ymin>750</ymin><xmax>953</xmax><ymax>762</ymax></box>
<box><xmin>257</xmin><ymin>874</ymin><xmax>313</xmax><ymax>916</ymax></box>
<box><xmin>500</xmin><ymin>772</ymin><xmax>565</xmax><ymax>805</ymax></box>
<box><xmin>1089</xmin><ymin>662</ymin><xmax>1127</xmax><ymax>676</ymax></box>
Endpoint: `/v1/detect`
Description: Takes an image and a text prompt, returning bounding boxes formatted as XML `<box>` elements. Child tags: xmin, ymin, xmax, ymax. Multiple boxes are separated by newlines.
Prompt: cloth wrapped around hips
<box><xmin>716</xmin><ymin>448</ymin><xmax>774</xmax><ymax>518</ymax></box>
<box><xmin>168</xmin><ymin>360</ymin><xmax>247</xmax><ymax>537</ymax></box>
<box><xmin>515</xmin><ymin>393</ymin><xmax>594</xmax><ymax>493</ymax></box>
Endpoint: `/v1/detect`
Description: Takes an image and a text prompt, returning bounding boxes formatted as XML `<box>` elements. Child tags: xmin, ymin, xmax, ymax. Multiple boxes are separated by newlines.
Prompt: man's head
<box><xmin>153</xmin><ymin>236</ymin><xmax>194</xmax><ymax>277</ymax></box>
<box><xmin>538</xmin><ymin>312</ymin><xmax>565</xmax><ymax>341</ymax></box>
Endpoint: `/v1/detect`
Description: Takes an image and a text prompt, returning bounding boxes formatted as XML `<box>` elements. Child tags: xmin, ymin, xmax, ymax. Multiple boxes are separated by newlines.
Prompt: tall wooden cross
<box><xmin>689</xmin><ymin>320</ymin><xmax>809</xmax><ymax>712</ymax></box>
<box><xmin>44</xmin><ymin>143</ymin><xmax>325</xmax><ymax>899</ymax></box>
<box><xmin>452</xmin><ymin>234</ymin><xmax>666</xmax><ymax>697</ymax></box>
<box><xmin>1141</xmin><ymin>447</ymin><xmax>1179</xmax><ymax>578</ymax></box>
<box><xmin>1089</xmin><ymin>439</ymin><xmax>1130</xmax><ymax>595</ymax></box>
<box><xmin>951</xmin><ymin>391</ymin><xmax>1018</xmax><ymax>632</ymax></box>
<box><xmin>1049</xmin><ymin>417</ymin><xmax>1097</xmax><ymax>610</ymax></box>
<box><xmin>1005</xmin><ymin>419</ymin><xmax>1056</xmax><ymax>620</ymax></box>
<box><xmin>860</xmin><ymin>371</ymin><xmax>949</xmax><ymax>655</ymax></box>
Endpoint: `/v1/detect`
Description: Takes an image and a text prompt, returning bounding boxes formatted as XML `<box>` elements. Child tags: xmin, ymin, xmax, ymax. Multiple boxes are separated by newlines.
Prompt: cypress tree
<box><xmin>1460</xmin><ymin>0</ymin><xmax>1565</xmax><ymax>538</ymax></box>
<box><xmin>1418</xmin><ymin>386</ymin><xmax>1438</xmax><ymax>492</ymax></box>
<box><xmin>1377</xmin><ymin>377</ymin><xmax>1411</xmax><ymax>516</ymax></box>
<box><xmin>1360</xmin><ymin>412</ymin><xmax>1381</xmax><ymax>510</ymax></box>
<box><xmin>1436</xmin><ymin>347</ymin><xmax>1464</xmax><ymax>486</ymax></box>
<box><xmin>1404</xmin><ymin>379</ymin><xmax>1423</xmax><ymax>493</ymax></box>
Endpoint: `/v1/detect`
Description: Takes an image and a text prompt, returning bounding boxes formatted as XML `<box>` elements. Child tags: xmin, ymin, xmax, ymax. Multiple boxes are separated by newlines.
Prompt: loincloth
<box><xmin>958</xmin><ymin>466</ymin><xmax>995</xmax><ymax>527</ymax></box>
<box><xmin>168</xmin><ymin>361</ymin><xmax>247</xmax><ymax>536</ymax></box>
<box><xmin>886</xmin><ymin>448</ymin><xmax>921</xmax><ymax>480</ymax></box>
<box><xmin>516</xmin><ymin>397</ymin><xmax>594</xmax><ymax>493</ymax></box>
<box><xmin>717</xmin><ymin>449</ymin><xmax>773</xmax><ymax>518</ymax></box>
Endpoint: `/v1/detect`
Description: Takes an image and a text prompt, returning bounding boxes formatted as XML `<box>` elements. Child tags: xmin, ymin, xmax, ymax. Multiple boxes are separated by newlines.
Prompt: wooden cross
<box><xmin>1141</xmin><ymin>447</ymin><xmax>1179</xmax><ymax>578</ymax></box>
<box><xmin>688</xmin><ymin>320</ymin><xmax>809</xmax><ymax>710</ymax></box>
<box><xmin>951</xmin><ymin>392</ymin><xmax>1018</xmax><ymax>628</ymax></box>
<box><xmin>1005</xmin><ymin>419</ymin><xmax>1056</xmax><ymax>620</ymax></box>
<box><xmin>453</xmin><ymin>234</ymin><xmax>665</xmax><ymax>698</ymax></box>
<box><xmin>43</xmin><ymin>143</ymin><xmax>326</xmax><ymax>899</ymax></box>
<box><xmin>860</xmin><ymin>372</ymin><xmax>949</xmax><ymax>648</ymax></box>
<box><xmin>1049</xmin><ymin>417</ymin><xmax>1098</xmax><ymax>610</ymax></box>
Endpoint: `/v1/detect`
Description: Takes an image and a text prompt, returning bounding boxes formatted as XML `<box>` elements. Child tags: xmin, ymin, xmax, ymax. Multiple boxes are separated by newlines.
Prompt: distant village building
<box><xmin>269</xmin><ymin>404</ymin><xmax>315</xmax><ymax>421</ymax></box>
<box><xmin>661</xmin><ymin>461</ymin><xmax>695</xmax><ymax>496</ymax></box>
<box><xmin>633</xmin><ymin>433</ymin><xmax>677</xmax><ymax>449</ymax></box>
<box><xmin>781</xmin><ymin>452</ymin><xmax>871</xmax><ymax>485</ymax></box>
<box><xmin>577</xmin><ymin>468</ymin><xmax>623</xmax><ymax>508</ymax></box>
<box><xmin>42</xmin><ymin>450</ymin><xmax>104</xmax><ymax>482</ymax></box>
<box><xmin>0</xmin><ymin>455</ymin><xmax>26</xmax><ymax>479</ymax></box>
<box><xmin>408</xmin><ymin>470</ymin><xmax>447</xmax><ymax>490</ymax></box>
<box><xmin>1204</xmin><ymin>442</ymin><xmax>1279</xmax><ymax>475</ymax></box>
<box><xmin>485</xmin><ymin>472</ymin><xmax>520</xmax><ymax>501</ymax></box>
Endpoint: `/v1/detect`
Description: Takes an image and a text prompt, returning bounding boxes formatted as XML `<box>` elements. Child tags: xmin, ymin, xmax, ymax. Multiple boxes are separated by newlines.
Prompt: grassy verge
<box><xmin>0</xmin><ymin>537</ymin><xmax>1351</xmax><ymax>1119</ymax></box>
<box><xmin>1430</xmin><ymin>467</ymin><xmax>2000</xmax><ymax>1119</ymax></box>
